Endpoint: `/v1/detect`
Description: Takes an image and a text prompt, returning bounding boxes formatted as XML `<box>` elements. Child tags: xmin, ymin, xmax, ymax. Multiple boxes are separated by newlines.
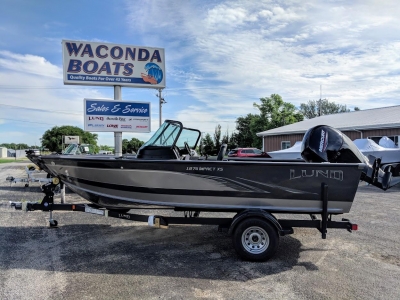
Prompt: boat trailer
<box><xmin>10</xmin><ymin>181</ymin><xmax>358</xmax><ymax>262</ymax></box>
<box><xmin>6</xmin><ymin>166</ymin><xmax>54</xmax><ymax>188</ymax></box>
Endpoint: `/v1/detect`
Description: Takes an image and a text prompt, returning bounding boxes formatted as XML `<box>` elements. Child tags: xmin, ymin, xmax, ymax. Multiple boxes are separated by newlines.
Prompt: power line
<box><xmin>0</xmin><ymin>117</ymin><xmax>57</xmax><ymax>126</ymax></box>
<box><xmin>0</xmin><ymin>102</ymin><xmax>242</xmax><ymax>118</ymax></box>
<box><xmin>0</xmin><ymin>103</ymin><xmax>82</xmax><ymax>115</ymax></box>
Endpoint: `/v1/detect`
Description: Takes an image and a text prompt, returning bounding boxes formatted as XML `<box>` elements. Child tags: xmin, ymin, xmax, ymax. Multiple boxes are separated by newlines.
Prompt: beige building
<box><xmin>0</xmin><ymin>147</ymin><xmax>8</xmax><ymax>158</ymax></box>
<box><xmin>257</xmin><ymin>105</ymin><xmax>400</xmax><ymax>152</ymax></box>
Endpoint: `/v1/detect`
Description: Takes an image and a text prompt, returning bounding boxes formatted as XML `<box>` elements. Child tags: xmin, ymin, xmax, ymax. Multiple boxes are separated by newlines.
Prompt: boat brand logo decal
<box><xmin>118</xmin><ymin>214</ymin><xmax>131</xmax><ymax>219</ymax></box>
<box><xmin>88</xmin><ymin>116</ymin><xmax>104</xmax><ymax>121</ymax></box>
<box><xmin>106</xmin><ymin>117</ymin><xmax>127</xmax><ymax>121</ymax></box>
<box><xmin>290</xmin><ymin>169</ymin><xmax>343</xmax><ymax>181</ymax></box>
<box><xmin>319</xmin><ymin>129</ymin><xmax>328</xmax><ymax>152</ymax></box>
<box><xmin>107</xmin><ymin>124</ymin><xmax>118</xmax><ymax>128</ymax></box>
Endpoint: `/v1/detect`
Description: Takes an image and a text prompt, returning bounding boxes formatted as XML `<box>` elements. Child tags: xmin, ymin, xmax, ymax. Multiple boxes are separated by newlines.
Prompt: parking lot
<box><xmin>0</xmin><ymin>161</ymin><xmax>399</xmax><ymax>300</ymax></box>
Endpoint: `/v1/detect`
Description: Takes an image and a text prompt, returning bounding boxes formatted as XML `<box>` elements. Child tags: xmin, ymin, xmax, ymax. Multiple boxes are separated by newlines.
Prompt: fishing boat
<box><xmin>35</xmin><ymin>120</ymin><xmax>399</xmax><ymax>214</ymax></box>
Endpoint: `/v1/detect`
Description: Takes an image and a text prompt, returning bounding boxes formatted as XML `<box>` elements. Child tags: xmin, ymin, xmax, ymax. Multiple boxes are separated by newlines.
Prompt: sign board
<box><xmin>64</xmin><ymin>136</ymin><xmax>80</xmax><ymax>144</ymax></box>
<box><xmin>62</xmin><ymin>40</ymin><xmax>165</xmax><ymax>88</ymax></box>
<box><xmin>84</xmin><ymin>99</ymin><xmax>151</xmax><ymax>133</ymax></box>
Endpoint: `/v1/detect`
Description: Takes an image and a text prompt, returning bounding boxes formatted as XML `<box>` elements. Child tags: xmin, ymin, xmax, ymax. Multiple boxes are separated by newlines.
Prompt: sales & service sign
<box><xmin>84</xmin><ymin>99</ymin><xmax>151</xmax><ymax>133</ymax></box>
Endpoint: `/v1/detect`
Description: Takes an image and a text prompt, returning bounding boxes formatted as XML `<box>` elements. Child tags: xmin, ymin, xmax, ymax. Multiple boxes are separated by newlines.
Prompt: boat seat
<box><xmin>217</xmin><ymin>144</ymin><xmax>227</xmax><ymax>161</ymax></box>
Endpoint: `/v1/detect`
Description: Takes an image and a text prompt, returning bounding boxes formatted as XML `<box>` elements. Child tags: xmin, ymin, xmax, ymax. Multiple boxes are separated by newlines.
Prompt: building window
<box><xmin>281</xmin><ymin>141</ymin><xmax>291</xmax><ymax>149</ymax></box>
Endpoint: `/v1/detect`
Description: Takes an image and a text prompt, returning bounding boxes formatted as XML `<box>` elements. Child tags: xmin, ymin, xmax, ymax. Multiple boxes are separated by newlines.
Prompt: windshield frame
<box><xmin>141</xmin><ymin>120</ymin><xmax>202</xmax><ymax>149</ymax></box>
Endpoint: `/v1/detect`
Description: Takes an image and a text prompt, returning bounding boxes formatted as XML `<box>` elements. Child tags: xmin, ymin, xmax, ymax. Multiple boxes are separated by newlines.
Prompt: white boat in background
<box><xmin>267</xmin><ymin>141</ymin><xmax>304</xmax><ymax>160</ymax></box>
<box><xmin>268</xmin><ymin>138</ymin><xmax>400</xmax><ymax>168</ymax></box>
<box><xmin>379</xmin><ymin>136</ymin><xmax>398</xmax><ymax>148</ymax></box>
<box><xmin>353</xmin><ymin>139</ymin><xmax>400</xmax><ymax>165</ymax></box>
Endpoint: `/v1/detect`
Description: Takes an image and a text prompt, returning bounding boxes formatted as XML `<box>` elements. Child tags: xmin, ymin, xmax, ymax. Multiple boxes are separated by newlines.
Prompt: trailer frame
<box><xmin>10</xmin><ymin>181</ymin><xmax>358</xmax><ymax>261</ymax></box>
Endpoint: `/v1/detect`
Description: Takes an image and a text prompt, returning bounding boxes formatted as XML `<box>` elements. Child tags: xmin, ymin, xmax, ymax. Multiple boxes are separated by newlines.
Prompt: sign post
<box><xmin>114</xmin><ymin>86</ymin><xmax>122</xmax><ymax>156</ymax></box>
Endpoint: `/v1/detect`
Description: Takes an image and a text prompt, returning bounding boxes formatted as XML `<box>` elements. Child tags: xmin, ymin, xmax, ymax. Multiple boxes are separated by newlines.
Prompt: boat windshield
<box><xmin>142</xmin><ymin>121</ymin><xmax>201</xmax><ymax>148</ymax></box>
<box><xmin>63</xmin><ymin>144</ymin><xmax>93</xmax><ymax>155</ymax></box>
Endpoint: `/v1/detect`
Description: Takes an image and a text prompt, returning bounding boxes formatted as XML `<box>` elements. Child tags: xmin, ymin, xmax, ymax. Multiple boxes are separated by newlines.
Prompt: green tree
<box><xmin>122</xmin><ymin>138</ymin><xmax>145</xmax><ymax>154</ymax></box>
<box><xmin>221</xmin><ymin>129</ymin><xmax>229</xmax><ymax>146</ymax></box>
<box><xmin>299</xmin><ymin>99</ymin><xmax>350</xmax><ymax>119</ymax></box>
<box><xmin>1</xmin><ymin>143</ymin><xmax>37</xmax><ymax>149</ymax></box>
<box><xmin>235</xmin><ymin>114</ymin><xmax>256</xmax><ymax>147</ymax></box>
<box><xmin>198</xmin><ymin>134</ymin><xmax>204</xmax><ymax>155</ymax></box>
<box><xmin>234</xmin><ymin>94</ymin><xmax>303</xmax><ymax>148</ymax></box>
<box><xmin>122</xmin><ymin>139</ymin><xmax>130</xmax><ymax>154</ymax></box>
<box><xmin>202</xmin><ymin>133</ymin><xmax>214</xmax><ymax>155</ymax></box>
<box><xmin>99</xmin><ymin>145</ymin><xmax>113</xmax><ymax>151</ymax></box>
<box><xmin>128</xmin><ymin>138</ymin><xmax>144</xmax><ymax>153</ymax></box>
<box><xmin>0</xmin><ymin>143</ymin><xmax>13</xmax><ymax>149</ymax></box>
<box><xmin>15</xmin><ymin>143</ymin><xmax>29</xmax><ymax>149</ymax></box>
<box><xmin>254</xmin><ymin>94</ymin><xmax>303</xmax><ymax>128</ymax></box>
<box><xmin>228</xmin><ymin>133</ymin><xmax>237</xmax><ymax>150</ymax></box>
<box><xmin>41</xmin><ymin>126</ymin><xmax>98</xmax><ymax>152</ymax></box>
<box><xmin>214</xmin><ymin>124</ymin><xmax>222</xmax><ymax>151</ymax></box>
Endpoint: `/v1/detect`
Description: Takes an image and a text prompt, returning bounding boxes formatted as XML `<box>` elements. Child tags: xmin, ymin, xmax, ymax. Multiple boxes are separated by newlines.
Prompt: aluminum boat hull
<box><xmin>39</xmin><ymin>155</ymin><xmax>364</xmax><ymax>214</ymax></box>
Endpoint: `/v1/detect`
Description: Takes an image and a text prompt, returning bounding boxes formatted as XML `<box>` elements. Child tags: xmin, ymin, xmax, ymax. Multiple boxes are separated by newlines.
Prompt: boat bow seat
<box><xmin>217</xmin><ymin>144</ymin><xmax>228</xmax><ymax>160</ymax></box>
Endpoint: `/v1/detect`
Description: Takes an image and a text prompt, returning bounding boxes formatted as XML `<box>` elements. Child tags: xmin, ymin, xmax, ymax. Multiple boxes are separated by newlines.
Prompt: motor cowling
<box><xmin>301</xmin><ymin>125</ymin><xmax>366</xmax><ymax>164</ymax></box>
<box><xmin>301</xmin><ymin>125</ymin><xmax>400</xmax><ymax>190</ymax></box>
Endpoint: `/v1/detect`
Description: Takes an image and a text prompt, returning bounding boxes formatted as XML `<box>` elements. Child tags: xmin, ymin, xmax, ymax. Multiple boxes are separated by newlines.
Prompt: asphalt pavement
<box><xmin>0</xmin><ymin>161</ymin><xmax>399</xmax><ymax>299</ymax></box>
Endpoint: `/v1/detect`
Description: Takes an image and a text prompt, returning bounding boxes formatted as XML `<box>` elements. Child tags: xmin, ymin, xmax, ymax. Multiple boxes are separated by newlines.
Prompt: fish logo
<box><xmin>141</xmin><ymin>63</ymin><xmax>163</xmax><ymax>85</ymax></box>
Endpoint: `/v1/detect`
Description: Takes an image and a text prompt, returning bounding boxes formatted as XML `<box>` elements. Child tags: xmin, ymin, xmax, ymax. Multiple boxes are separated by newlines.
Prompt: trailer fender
<box><xmin>228</xmin><ymin>210</ymin><xmax>285</xmax><ymax>236</ymax></box>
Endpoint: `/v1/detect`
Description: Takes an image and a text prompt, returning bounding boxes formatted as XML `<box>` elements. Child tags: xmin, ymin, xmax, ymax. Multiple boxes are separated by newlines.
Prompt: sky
<box><xmin>1</xmin><ymin>0</ymin><xmax>400</xmax><ymax>147</ymax></box>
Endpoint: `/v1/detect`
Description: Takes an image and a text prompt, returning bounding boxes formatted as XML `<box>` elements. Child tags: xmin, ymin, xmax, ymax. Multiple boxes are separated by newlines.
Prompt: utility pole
<box><xmin>318</xmin><ymin>85</ymin><xmax>322</xmax><ymax>117</ymax></box>
<box><xmin>157</xmin><ymin>89</ymin><xmax>166</xmax><ymax>127</ymax></box>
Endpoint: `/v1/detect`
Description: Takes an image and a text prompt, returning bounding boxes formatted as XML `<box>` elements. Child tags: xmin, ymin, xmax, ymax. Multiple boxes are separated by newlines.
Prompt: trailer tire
<box><xmin>232</xmin><ymin>218</ymin><xmax>279</xmax><ymax>262</ymax></box>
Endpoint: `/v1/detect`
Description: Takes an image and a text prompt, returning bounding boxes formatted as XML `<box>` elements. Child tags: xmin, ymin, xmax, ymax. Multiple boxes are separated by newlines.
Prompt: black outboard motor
<box><xmin>301</xmin><ymin>125</ymin><xmax>400</xmax><ymax>190</ymax></box>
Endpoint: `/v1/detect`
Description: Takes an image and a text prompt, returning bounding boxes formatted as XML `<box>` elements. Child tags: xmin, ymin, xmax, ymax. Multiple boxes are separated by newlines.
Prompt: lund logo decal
<box><xmin>290</xmin><ymin>169</ymin><xmax>343</xmax><ymax>181</ymax></box>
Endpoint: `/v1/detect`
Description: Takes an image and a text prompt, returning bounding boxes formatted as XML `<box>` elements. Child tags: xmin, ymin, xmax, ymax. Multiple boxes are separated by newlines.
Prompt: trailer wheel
<box><xmin>232</xmin><ymin>218</ymin><xmax>279</xmax><ymax>262</ymax></box>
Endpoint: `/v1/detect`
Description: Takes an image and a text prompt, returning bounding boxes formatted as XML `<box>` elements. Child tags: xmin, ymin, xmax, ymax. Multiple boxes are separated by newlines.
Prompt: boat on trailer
<box><xmin>14</xmin><ymin>120</ymin><xmax>400</xmax><ymax>261</ymax></box>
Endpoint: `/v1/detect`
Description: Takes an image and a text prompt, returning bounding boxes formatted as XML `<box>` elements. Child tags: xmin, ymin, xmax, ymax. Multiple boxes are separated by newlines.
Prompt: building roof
<box><xmin>257</xmin><ymin>105</ymin><xmax>400</xmax><ymax>137</ymax></box>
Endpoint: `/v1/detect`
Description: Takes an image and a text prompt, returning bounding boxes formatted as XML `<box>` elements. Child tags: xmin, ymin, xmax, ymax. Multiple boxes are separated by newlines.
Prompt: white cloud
<box><xmin>3</xmin><ymin>0</ymin><xmax>400</xmax><ymax>145</ymax></box>
<box><xmin>0</xmin><ymin>51</ymin><xmax>62</xmax><ymax>78</ymax></box>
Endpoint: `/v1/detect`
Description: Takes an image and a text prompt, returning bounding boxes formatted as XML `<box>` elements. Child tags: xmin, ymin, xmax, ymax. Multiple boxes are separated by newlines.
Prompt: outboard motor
<box><xmin>301</xmin><ymin>125</ymin><xmax>400</xmax><ymax>190</ymax></box>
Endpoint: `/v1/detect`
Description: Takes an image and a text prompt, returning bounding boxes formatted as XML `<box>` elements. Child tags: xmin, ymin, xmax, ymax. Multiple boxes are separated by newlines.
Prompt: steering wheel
<box><xmin>184</xmin><ymin>142</ymin><xmax>192</xmax><ymax>156</ymax></box>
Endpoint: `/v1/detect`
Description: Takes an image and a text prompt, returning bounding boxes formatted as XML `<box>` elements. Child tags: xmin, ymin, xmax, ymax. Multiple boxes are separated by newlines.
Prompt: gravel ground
<box><xmin>0</xmin><ymin>161</ymin><xmax>399</xmax><ymax>300</ymax></box>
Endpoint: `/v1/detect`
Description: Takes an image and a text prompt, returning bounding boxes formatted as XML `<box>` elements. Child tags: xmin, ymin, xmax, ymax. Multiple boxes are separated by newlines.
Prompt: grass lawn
<box><xmin>0</xmin><ymin>158</ymin><xmax>27</xmax><ymax>163</ymax></box>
